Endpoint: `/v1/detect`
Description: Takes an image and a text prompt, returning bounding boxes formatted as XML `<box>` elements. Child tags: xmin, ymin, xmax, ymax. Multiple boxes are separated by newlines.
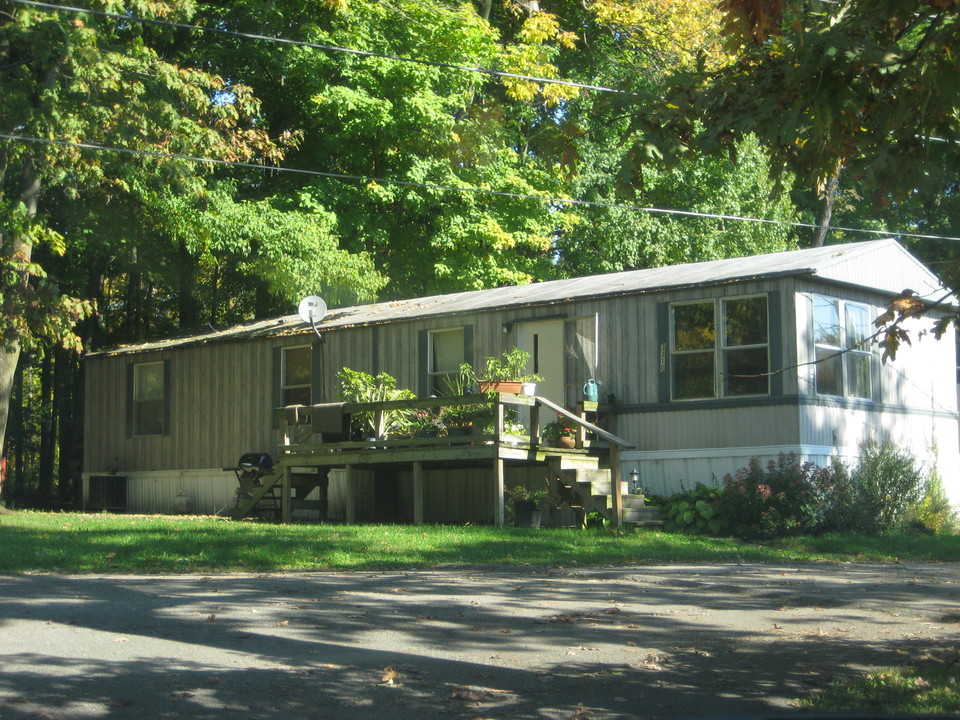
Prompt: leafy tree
<box><xmin>625</xmin><ymin>0</ymin><xmax>960</xmax><ymax>232</ymax></box>
<box><xmin>0</xmin><ymin>0</ymin><xmax>380</xmax><ymax>491</ymax></box>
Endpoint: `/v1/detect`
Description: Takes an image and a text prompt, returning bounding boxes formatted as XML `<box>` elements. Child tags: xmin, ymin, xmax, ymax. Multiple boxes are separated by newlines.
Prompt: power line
<box><xmin>9</xmin><ymin>0</ymin><xmax>627</xmax><ymax>95</ymax></box>
<box><xmin>4</xmin><ymin>131</ymin><xmax>960</xmax><ymax>244</ymax></box>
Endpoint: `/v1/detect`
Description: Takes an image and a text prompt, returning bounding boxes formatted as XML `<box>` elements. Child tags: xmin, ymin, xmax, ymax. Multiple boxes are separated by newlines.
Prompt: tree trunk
<box><xmin>811</xmin><ymin>167</ymin><xmax>841</xmax><ymax>248</ymax></box>
<box><xmin>37</xmin><ymin>352</ymin><xmax>56</xmax><ymax>501</ymax></box>
<box><xmin>0</xmin><ymin>157</ymin><xmax>42</xmax><ymax>501</ymax></box>
<box><xmin>177</xmin><ymin>240</ymin><xmax>200</xmax><ymax>329</ymax></box>
<box><xmin>473</xmin><ymin>0</ymin><xmax>492</xmax><ymax>21</ymax></box>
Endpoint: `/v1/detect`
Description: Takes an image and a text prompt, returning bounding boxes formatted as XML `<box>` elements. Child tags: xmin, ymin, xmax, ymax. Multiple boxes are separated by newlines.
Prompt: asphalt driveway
<box><xmin>1</xmin><ymin>563</ymin><xmax>958</xmax><ymax>719</ymax></box>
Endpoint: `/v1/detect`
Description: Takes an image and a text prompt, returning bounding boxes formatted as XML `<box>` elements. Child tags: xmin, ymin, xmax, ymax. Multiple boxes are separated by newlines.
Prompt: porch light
<box><xmin>629</xmin><ymin>468</ymin><xmax>641</xmax><ymax>494</ymax></box>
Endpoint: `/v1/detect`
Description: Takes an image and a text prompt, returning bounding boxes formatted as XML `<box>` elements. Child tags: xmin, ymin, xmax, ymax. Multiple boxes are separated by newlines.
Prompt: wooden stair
<box><xmin>231</xmin><ymin>472</ymin><xmax>281</xmax><ymax>520</ymax></box>
<box><xmin>231</xmin><ymin>468</ymin><xmax>330</xmax><ymax>521</ymax></box>
<box><xmin>547</xmin><ymin>457</ymin><xmax>661</xmax><ymax>529</ymax></box>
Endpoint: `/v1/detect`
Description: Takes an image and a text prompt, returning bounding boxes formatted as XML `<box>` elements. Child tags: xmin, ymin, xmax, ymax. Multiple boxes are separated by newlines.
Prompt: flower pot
<box><xmin>557</xmin><ymin>436</ymin><xmax>576</xmax><ymax>449</ymax></box>
<box><xmin>478</xmin><ymin>381</ymin><xmax>523</xmax><ymax>394</ymax></box>
<box><xmin>513</xmin><ymin>500</ymin><xmax>542</xmax><ymax>528</ymax></box>
<box><xmin>521</xmin><ymin>382</ymin><xmax>537</xmax><ymax>397</ymax></box>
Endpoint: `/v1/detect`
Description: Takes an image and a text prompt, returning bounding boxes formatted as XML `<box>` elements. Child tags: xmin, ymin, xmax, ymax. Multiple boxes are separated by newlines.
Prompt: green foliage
<box><xmin>656</xmin><ymin>446</ymin><xmax>934</xmax><ymax>540</ymax></box>
<box><xmin>655</xmin><ymin>483</ymin><xmax>732</xmax><ymax>536</ymax></box>
<box><xmin>633</xmin><ymin>0</ymin><xmax>960</xmax><ymax>197</ymax></box>
<box><xmin>912</xmin><ymin>471</ymin><xmax>960</xmax><ymax>535</ymax></box>
<box><xmin>842</xmin><ymin>440</ymin><xmax>927</xmax><ymax>535</ymax></box>
<box><xmin>542</xmin><ymin>416</ymin><xmax>576</xmax><ymax>440</ymax></box>
<box><xmin>474</xmin><ymin>347</ymin><xmax>541</xmax><ymax>384</ymax></box>
<box><xmin>335</xmin><ymin>368</ymin><xmax>415</xmax><ymax>438</ymax></box>
<box><xmin>560</xmin><ymin>131</ymin><xmax>799</xmax><ymax>275</ymax></box>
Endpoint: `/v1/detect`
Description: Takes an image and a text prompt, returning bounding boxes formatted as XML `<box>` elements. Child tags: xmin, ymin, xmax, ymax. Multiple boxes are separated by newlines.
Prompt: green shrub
<box><xmin>846</xmin><ymin>440</ymin><xmax>926</xmax><ymax>535</ymax></box>
<box><xmin>911</xmin><ymin>470</ymin><xmax>959</xmax><ymax>535</ymax></box>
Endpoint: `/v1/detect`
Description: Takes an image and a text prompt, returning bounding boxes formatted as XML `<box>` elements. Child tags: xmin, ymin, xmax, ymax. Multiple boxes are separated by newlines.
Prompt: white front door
<box><xmin>516</xmin><ymin>320</ymin><xmax>565</xmax><ymax>405</ymax></box>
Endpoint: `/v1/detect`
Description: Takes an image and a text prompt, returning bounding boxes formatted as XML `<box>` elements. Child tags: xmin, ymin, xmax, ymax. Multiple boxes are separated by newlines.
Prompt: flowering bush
<box><xmin>721</xmin><ymin>454</ymin><xmax>836</xmax><ymax>539</ymax></box>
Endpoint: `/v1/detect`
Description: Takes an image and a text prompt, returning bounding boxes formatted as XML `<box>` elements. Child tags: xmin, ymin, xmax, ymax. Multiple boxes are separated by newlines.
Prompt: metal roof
<box><xmin>88</xmin><ymin>239</ymin><xmax>947</xmax><ymax>357</ymax></box>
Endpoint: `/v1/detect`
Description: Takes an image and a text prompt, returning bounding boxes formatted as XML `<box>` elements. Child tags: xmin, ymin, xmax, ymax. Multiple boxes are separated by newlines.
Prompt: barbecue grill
<box><xmin>226</xmin><ymin>452</ymin><xmax>279</xmax><ymax>516</ymax></box>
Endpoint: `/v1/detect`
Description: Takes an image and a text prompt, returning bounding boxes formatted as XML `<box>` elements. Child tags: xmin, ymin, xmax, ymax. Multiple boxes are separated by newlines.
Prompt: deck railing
<box><xmin>276</xmin><ymin>393</ymin><xmax>633</xmax><ymax>453</ymax></box>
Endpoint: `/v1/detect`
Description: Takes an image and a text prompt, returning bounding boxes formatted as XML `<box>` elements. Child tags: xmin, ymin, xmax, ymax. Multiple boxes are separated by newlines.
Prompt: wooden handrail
<box><xmin>535</xmin><ymin>396</ymin><xmax>635</xmax><ymax>449</ymax></box>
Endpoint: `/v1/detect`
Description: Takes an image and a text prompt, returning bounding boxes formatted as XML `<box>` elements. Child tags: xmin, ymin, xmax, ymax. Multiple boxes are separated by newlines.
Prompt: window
<box><xmin>132</xmin><ymin>361</ymin><xmax>166</xmax><ymax>436</ymax></box>
<box><xmin>671</xmin><ymin>296</ymin><xmax>769</xmax><ymax>400</ymax></box>
<box><xmin>428</xmin><ymin>328</ymin><xmax>465</xmax><ymax>396</ymax></box>
<box><xmin>813</xmin><ymin>295</ymin><xmax>873</xmax><ymax>399</ymax></box>
<box><xmin>281</xmin><ymin>345</ymin><xmax>312</xmax><ymax>406</ymax></box>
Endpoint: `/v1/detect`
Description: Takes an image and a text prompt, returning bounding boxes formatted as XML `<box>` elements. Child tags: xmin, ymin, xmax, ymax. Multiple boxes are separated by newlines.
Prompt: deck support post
<box><xmin>493</xmin><ymin>456</ymin><xmax>505</xmax><ymax>527</ymax></box>
<box><xmin>609</xmin><ymin>443</ymin><xmax>622</xmax><ymax>528</ymax></box>
<box><xmin>345</xmin><ymin>464</ymin><xmax>356</xmax><ymax>523</ymax></box>
<box><xmin>281</xmin><ymin>464</ymin><xmax>292</xmax><ymax>524</ymax></box>
<box><xmin>412</xmin><ymin>461</ymin><xmax>424</xmax><ymax>525</ymax></box>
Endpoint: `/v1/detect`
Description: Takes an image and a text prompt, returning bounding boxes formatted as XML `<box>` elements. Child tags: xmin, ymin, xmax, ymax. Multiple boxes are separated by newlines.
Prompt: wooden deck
<box><xmin>234</xmin><ymin>394</ymin><xmax>646</xmax><ymax>527</ymax></box>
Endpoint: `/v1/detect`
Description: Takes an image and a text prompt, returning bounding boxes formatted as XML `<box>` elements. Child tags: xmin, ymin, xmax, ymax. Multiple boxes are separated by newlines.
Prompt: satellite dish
<box><xmin>298</xmin><ymin>296</ymin><xmax>327</xmax><ymax>325</ymax></box>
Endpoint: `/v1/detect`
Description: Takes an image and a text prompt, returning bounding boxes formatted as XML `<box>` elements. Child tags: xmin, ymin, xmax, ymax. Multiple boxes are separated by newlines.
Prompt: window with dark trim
<box><xmin>813</xmin><ymin>295</ymin><xmax>874</xmax><ymax>399</ymax></box>
<box><xmin>428</xmin><ymin>327</ymin><xmax>466</xmax><ymax>396</ymax></box>
<box><xmin>132</xmin><ymin>361</ymin><xmax>166</xmax><ymax>436</ymax></box>
<box><xmin>281</xmin><ymin>345</ymin><xmax>312</xmax><ymax>406</ymax></box>
<box><xmin>670</xmin><ymin>295</ymin><xmax>769</xmax><ymax>400</ymax></box>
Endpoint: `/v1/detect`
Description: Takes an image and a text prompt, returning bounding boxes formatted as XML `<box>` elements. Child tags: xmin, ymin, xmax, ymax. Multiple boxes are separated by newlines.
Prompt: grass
<box><xmin>800</xmin><ymin>661</ymin><xmax>960</xmax><ymax>714</ymax></box>
<box><xmin>1</xmin><ymin>510</ymin><xmax>958</xmax><ymax>574</ymax></box>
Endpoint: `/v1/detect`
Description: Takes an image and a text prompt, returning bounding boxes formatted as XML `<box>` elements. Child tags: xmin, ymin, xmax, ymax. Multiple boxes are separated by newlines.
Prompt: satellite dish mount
<box><xmin>298</xmin><ymin>295</ymin><xmax>327</xmax><ymax>342</ymax></box>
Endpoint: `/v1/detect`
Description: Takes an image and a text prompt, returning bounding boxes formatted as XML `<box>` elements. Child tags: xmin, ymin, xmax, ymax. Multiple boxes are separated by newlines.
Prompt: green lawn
<box><xmin>2</xmin><ymin>510</ymin><xmax>958</xmax><ymax>574</ymax></box>
<box><xmin>798</xmin><ymin>663</ymin><xmax>960</xmax><ymax>714</ymax></box>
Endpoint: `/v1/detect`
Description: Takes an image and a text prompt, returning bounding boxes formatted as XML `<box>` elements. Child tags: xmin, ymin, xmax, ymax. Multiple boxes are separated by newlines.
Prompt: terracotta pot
<box><xmin>478</xmin><ymin>381</ymin><xmax>523</xmax><ymax>394</ymax></box>
<box><xmin>557</xmin><ymin>436</ymin><xmax>576</xmax><ymax>449</ymax></box>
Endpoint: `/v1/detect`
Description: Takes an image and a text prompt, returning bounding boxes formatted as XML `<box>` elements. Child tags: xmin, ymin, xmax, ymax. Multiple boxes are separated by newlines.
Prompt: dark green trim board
<box><xmin>656</xmin><ymin>302</ymin><xmax>670</xmax><ymax>404</ymax></box>
<box><xmin>371</xmin><ymin>326</ymin><xmax>380</xmax><ymax>375</ymax></box>
<box><xmin>272</xmin><ymin>346</ymin><xmax>282</xmax><ymax>429</ymax></box>
<box><xmin>619</xmin><ymin>393</ymin><xmax>958</xmax><ymax>419</ymax></box>
<box><xmin>463</xmin><ymin>324</ymin><xmax>474</xmax><ymax>367</ymax></box>
<box><xmin>311</xmin><ymin>340</ymin><xmax>324</xmax><ymax>402</ymax></box>
<box><xmin>162</xmin><ymin>359</ymin><xmax>172</xmax><ymax>435</ymax></box>
<box><xmin>125</xmin><ymin>363</ymin><xmax>134</xmax><ymax>439</ymax></box>
<box><xmin>767</xmin><ymin>290</ymin><xmax>783</xmax><ymax>396</ymax></box>
<box><xmin>417</xmin><ymin>329</ymin><xmax>429</xmax><ymax>397</ymax></box>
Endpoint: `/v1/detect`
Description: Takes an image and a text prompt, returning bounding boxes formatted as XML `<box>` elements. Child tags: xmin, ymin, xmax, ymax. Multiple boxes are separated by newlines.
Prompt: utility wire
<box><xmin>9</xmin><ymin>0</ymin><xmax>627</xmax><ymax>95</ymax></box>
<box><xmin>4</xmin><ymin>131</ymin><xmax>960</xmax><ymax>244</ymax></box>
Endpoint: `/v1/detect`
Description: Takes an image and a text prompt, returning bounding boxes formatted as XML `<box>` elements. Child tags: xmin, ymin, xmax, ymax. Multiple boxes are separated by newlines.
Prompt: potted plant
<box><xmin>439</xmin><ymin>365</ymin><xmax>490</xmax><ymax>435</ymax></box>
<box><xmin>506</xmin><ymin>484</ymin><xmax>548</xmax><ymax>528</ymax></box>
<box><xmin>471</xmin><ymin>348</ymin><xmax>542</xmax><ymax>394</ymax></box>
<box><xmin>543</xmin><ymin>416</ymin><xmax>577</xmax><ymax>448</ymax></box>
<box><xmin>408</xmin><ymin>410</ymin><xmax>445</xmax><ymax>438</ymax></box>
<box><xmin>337</xmin><ymin>368</ymin><xmax>415</xmax><ymax>439</ymax></box>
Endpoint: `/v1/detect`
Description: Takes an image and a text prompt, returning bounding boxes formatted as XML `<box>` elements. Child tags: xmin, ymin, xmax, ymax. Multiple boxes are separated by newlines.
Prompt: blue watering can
<box><xmin>583</xmin><ymin>379</ymin><xmax>600</xmax><ymax>402</ymax></box>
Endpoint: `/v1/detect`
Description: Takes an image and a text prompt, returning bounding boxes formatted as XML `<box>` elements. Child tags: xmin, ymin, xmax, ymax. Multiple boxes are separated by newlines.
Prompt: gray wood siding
<box><xmin>615</xmin><ymin>405</ymin><xmax>801</xmax><ymax>452</ymax></box>
<box><xmin>84</xmin><ymin>275</ymin><xmax>956</xmax><ymax>477</ymax></box>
